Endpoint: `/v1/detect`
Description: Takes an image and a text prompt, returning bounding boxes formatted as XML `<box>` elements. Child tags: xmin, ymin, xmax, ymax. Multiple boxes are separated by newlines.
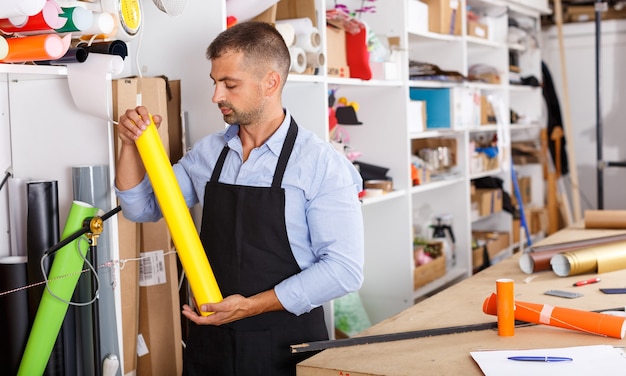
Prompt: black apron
<box><xmin>183</xmin><ymin>119</ymin><xmax>328</xmax><ymax>376</ymax></box>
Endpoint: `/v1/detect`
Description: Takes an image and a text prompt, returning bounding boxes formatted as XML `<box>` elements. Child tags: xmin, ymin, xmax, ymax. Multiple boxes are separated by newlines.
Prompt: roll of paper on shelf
<box><xmin>496</xmin><ymin>278</ymin><xmax>515</xmax><ymax>336</ymax></box>
<box><xmin>135</xmin><ymin>115</ymin><xmax>222</xmax><ymax>315</ymax></box>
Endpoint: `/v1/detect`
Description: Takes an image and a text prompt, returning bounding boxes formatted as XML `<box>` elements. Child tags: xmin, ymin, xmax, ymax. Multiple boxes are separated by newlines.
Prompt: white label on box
<box><xmin>452</xmin><ymin>87</ymin><xmax>480</xmax><ymax>129</ymax></box>
<box><xmin>407</xmin><ymin>0</ymin><xmax>429</xmax><ymax>35</ymax></box>
<box><xmin>408</xmin><ymin>100</ymin><xmax>426</xmax><ymax>133</ymax></box>
<box><xmin>137</xmin><ymin>334</ymin><xmax>149</xmax><ymax>357</ymax></box>
<box><xmin>139</xmin><ymin>250</ymin><xmax>167</xmax><ymax>287</ymax></box>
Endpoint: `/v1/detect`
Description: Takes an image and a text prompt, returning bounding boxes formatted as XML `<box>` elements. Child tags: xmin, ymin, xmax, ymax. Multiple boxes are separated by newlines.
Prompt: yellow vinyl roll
<box><xmin>135</xmin><ymin>116</ymin><xmax>222</xmax><ymax>315</ymax></box>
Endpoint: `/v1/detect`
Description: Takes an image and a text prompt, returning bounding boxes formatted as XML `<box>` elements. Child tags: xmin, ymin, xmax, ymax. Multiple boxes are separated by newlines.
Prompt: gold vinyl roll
<box><xmin>135</xmin><ymin>117</ymin><xmax>222</xmax><ymax>316</ymax></box>
<box><xmin>596</xmin><ymin>242</ymin><xmax>626</xmax><ymax>273</ymax></box>
<box><xmin>550</xmin><ymin>241</ymin><xmax>626</xmax><ymax>277</ymax></box>
<box><xmin>584</xmin><ymin>210</ymin><xmax>626</xmax><ymax>229</ymax></box>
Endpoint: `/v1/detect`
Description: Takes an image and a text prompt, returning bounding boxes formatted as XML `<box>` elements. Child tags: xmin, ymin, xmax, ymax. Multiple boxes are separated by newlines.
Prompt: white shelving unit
<box><xmin>314</xmin><ymin>0</ymin><xmax>549</xmax><ymax>323</ymax></box>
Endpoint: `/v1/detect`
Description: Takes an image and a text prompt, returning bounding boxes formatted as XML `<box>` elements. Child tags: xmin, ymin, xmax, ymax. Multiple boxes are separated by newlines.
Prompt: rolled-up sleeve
<box><xmin>115</xmin><ymin>159</ymin><xmax>200</xmax><ymax>223</ymax></box>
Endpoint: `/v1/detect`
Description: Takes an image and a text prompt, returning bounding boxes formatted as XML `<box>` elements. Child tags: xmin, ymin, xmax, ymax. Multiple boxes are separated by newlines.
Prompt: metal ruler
<box><xmin>291</xmin><ymin>306</ymin><xmax>626</xmax><ymax>354</ymax></box>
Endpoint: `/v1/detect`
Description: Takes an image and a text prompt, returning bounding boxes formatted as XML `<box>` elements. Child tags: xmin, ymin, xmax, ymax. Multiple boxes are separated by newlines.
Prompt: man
<box><xmin>115</xmin><ymin>21</ymin><xmax>364</xmax><ymax>375</ymax></box>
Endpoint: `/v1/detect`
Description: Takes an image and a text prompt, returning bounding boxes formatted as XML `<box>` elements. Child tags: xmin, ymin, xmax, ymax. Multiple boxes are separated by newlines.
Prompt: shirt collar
<box><xmin>223</xmin><ymin>109</ymin><xmax>292</xmax><ymax>157</ymax></box>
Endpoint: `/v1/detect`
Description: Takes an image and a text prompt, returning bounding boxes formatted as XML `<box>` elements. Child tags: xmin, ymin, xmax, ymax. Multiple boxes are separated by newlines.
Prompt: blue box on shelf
<box><xmin>410</xmin><ymin>88</ymin><xmax>452</xmax><ymax>129</ymax></box>
<box><xmin>409</xmin><ymin>87</ymin><xmax>479</xmax><ymax>130</ymax></box>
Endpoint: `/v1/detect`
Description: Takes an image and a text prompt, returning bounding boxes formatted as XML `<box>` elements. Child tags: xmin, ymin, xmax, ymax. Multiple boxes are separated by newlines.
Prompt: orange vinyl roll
<box><xmin>495</xmin><ymin>279</ymin><xmax>514</xmax><ymax>336</ymax></box>
<box><xmin>1</xmin><ymin>34</ymin><xmax>70</xmax><ymax>62</ymax></box>
<box><xmin>584</xmin><ymin>210</ymin><xmax>626</xmax><ymax>229</ymax></box>
<box><xmin>135</xmin><ymin>116</ymin><xmax>222</xmax><ymax>316</ymax></box>
<box><xmin>483</xmin><ymin>292</ymin><xmax>626</xmax><ymax>339</ymax></box>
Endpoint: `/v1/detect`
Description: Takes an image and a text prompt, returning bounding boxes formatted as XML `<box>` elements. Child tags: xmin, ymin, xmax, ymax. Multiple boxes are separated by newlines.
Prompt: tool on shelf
<box><xmin>511</xmin><ymin>163</ymin><xmax>531</xmax><ymax>247</ymax></box>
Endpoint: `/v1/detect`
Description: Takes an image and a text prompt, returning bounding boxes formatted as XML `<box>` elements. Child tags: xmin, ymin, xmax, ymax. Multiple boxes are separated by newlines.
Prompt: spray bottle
<box><xmin>430</xmin><ymin>216</ymin><xmax>456</xmax><ymax>269</ymax></box>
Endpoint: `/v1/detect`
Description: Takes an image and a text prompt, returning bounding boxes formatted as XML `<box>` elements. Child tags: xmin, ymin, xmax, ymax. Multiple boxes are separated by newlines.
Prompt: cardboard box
<box><xmin>512</xmin><ymin>141</ymin><xmax>542</xmax><ymax>165</ymax></box>
<box><xmin>326</xmin><ymin>25</ymin><xmax>350</xmax><ymax>78</ymax></box>
<box><xmin>112</xmin><ymin>77</ymin><xmax>183</xmax><ymax>160</ymax></box>
<box><xmin>511</xmin><ymin>176</ymin><xmax>531</xmax><ymax>208</ymax></box>
<box><xmin>250</xmin><ymin>4</ymin><xmax>277</xmax><ymax>23</ymax></box>
<box><xmin>473</xmin><ymin>231</ymin><xmax>510</xmax><ymax>262</ymax></box>
<box><xmin>117</xmin><ymin>213</ymin><xmax>140</xmax><ymax>375</ymax></box>
<box><xmin>565</xmin><ymin>5</ymin><xmax>626</xmax><ymax>23</ymax></box>
<box><xmin>411</xmin><ymin>137</ymin><xmax>457</xmax><ymax>168</ymax></box>
<box><xmin>112</xmin><ymin>76</ymin><xmax>184</xmax><ymax>376</ymax></box>
<box><xmin>480</xmin><ymin>95</ymin><xmax>496</xmax><ymax>125</ymax></box>
<box><xmin>276</xmin><ymin>0</ymin><xmax>316</xmax><ymax>26</ymax></box>
<box><xmin>472</xmin><ymin>246</ymin><xmax>488</xmax><ymax>271</ymax></box>
<box><xmin>512</xmin><ymin>218</ymin><xmax>521</xmax><ymax>244</ymax></box>
<box><xmin>423</xmin><ymin>0</ymin><xmax>462</xmax><ymax>35</ymax></box>
<box><xmin>407</xmin><ymin>0</ymin><xmax>429</xmax><ymax>34</ymax></box>
<box><xmin>414</xmin><ymin>241</ymin><xmax>446</xmax><ymax>290</ymax></box>
<box><xmin>467</xmin><ymin>20</ymin><xmax>488</xmax><ymax>39</ymax></box>
<box><xmin>528</xmin><ymin>207</ymin><xmax>548</xmax><ymax>235</ymax></box>
<box><xmin>409</xmin><ymin>87</ymin><xmax>479</xmax><ymax>129</ymax></box>
<box><xmin>137</xmin><ymin>225</ymin><xmax>182</xmax><ymax>376</ymax></box>
<box><xmin>472</xmin><ymin>188</ymin><xmax>503</xmax><ymax>217</ymax></box>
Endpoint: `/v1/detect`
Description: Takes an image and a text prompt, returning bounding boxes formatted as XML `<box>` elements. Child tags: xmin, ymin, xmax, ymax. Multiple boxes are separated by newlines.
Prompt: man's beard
<box><xmin>219</xmin><ymin>102</ymin><xmax>263</xmax><ymax>126</ymax></box>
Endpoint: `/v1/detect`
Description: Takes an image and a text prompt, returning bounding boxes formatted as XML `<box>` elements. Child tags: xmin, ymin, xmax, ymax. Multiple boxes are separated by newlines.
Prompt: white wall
<box><xmin>542</xmin><ymin>19</ymin><xmax>626</xmax><ymax>211</ymax></box>
<box><xmin>126</xmin><ymin>1</ymin><xmax>225</xmax><ymax>146</ymax></box>
<box><xmin>0</xmin><ymin>80</ymin><xmax>9</xmax><ymax>257</ymax></box>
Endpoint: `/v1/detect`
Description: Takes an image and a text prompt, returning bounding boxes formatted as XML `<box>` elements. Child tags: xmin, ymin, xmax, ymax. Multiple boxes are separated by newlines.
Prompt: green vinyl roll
<box><xmin>17</xmin><ymin>201</ymin><xmax>99</xmax><ymax>376</ymax></box>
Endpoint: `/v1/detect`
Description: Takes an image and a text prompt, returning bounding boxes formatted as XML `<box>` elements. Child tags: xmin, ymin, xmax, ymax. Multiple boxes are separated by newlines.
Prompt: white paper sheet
<box><xmin>470</xmin><ymin>345</ymin><xmax>626</xmax><ymax>376</ymax></box>
<box><xmin>66</xmin><ymin>53</ymin><xmax>124</xmax><ymax>122</ymax></box>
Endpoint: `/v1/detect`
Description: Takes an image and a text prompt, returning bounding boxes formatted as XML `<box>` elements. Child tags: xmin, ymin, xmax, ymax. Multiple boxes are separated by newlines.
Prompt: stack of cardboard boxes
<box><xmin>113</xmin><ymin>76</ymin><xmax>184</xmax><ymax>376</ymax></box>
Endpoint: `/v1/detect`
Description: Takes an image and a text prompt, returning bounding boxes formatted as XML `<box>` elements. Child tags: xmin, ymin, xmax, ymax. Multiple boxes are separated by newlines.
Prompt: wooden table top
<box><xmin>297</xmin><ymin>227</ymin><xmax>626</xmax><ymax>375</ymax></box>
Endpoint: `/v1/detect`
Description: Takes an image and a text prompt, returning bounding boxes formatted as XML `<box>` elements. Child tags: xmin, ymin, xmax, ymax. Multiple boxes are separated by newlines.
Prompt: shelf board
<box><xmin>413</xmin><ymin>265</ymin><xmax>467</xmax><ymax>299</ymax></box>
<box><xmin>327</xmin><ymin>76</ymin><xmax>403</xmax><ymax>87</ymax></box>
<box><xmin>469</xmin><ymin>125</ymin><xmax>498</xmax><ymax>133</ymax></box>
<box><xmin>410</xmin><ymin>129</ymin><xmax>461</xmax><ymax>139</ymax></box>
<box><xmin>0</xmin><ymin>63</ymin><xmax>67</xmax><ymax>77</ymax></box>
<box><xmin>509</xmin><ymin>122</ymin><xmax>542</xmax><ymax>131</ymax></box>
<box><xmin>410</xmin><ymin>176</ymin><xmax>465</xmax><ymax>194</ymax></box>
<box><xmin>408</xmin><ymin>79</ymin><xmax>459</xmax><ymax>89</ymax></box>
<box><xmin>508</xmin><ymin>43</ymin><xmax>526</xmax><ymax>52</ymax></box>
<box><xmin>466</xmin><ymin>36</ymin><xmax>507</xmax><ymax>49</ymax></box>
<box><xmin>470</xmin><ymin>168</ymin><xmax>503</xmax><ymax>180</ymax></box>
<box><xmin>361</xmin><ymin>189</ymin><xmax>406</xmax><ymax>206</ymax></box>
<box><xmin>509</xmin><ymin>84</ymin><xmax>540</xmax><ymax>92</ymax></box>
<box><xmin>465</xmin><ymin>82</ymin><xmax>507</xmax><ymax>91</ymax></box>
<box><xmin>287</xmin><ymin>73</ymin><xmax>325</xmax><ymax>84</ymax></box>
<box><xmin>408</xmin><ymin>30</ymin><xmax>463</xmax><ymax>43</ymax></box>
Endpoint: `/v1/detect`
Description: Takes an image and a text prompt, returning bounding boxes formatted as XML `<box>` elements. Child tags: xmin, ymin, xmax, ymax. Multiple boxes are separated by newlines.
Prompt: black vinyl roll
<box><xmin>25</xmin><ymin>181</ymin><xmax>67</xmax><ymax>375</ymax></box>
<box><xmin>26</xmin><ymin>181</ymin><xmax>60</xmax><ymax>321</ymax></box>
<box><xmin>0</xmin><ymin>256</ymin><xmax>29</xmax><ymax>376</ymax></box>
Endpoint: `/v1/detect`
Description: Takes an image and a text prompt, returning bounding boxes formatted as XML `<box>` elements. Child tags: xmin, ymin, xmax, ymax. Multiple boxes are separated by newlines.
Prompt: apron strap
<box><xmin>210</xmin><ymin>144</ymin><xmax>230</xmax><ymax>184</ymax></box>
<box><xmin>272</xmin><ymin>118</ymin><xmax>298</xmax><ymax>189</ymax></box>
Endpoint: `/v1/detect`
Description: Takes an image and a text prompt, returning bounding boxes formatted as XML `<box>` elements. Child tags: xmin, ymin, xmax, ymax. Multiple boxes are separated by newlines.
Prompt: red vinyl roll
<box><xmin>0</xmin><ymin>0</ymin><xmax>65</xmax><ymax>33</ymax></box>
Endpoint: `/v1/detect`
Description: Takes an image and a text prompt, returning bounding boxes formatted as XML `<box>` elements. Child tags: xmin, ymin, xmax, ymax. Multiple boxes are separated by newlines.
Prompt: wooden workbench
<box><xmin>297</xmin><ymin>227</ymin><xmax>626</xmax><ymax>375</ymax></box>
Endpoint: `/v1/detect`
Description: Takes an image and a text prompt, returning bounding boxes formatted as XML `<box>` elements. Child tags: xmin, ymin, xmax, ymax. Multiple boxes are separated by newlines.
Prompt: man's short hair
<box><xmin>207</xmin><ymin>21</ymin><xmax>290</xmax><ymax>84</ymax></box>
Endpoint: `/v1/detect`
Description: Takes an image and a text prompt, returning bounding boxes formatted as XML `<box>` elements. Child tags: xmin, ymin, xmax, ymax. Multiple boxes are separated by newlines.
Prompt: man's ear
<box><xmin>264</xmin><ymin>70</ymin><xmax>281</xmax><ymax>96</ymax></box>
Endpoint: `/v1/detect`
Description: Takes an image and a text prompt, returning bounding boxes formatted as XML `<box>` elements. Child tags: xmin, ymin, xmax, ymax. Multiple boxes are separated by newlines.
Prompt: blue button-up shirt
<box><xmin>116</xmin><ymin>110</ymin><xmax>364</xmax><ymax>315</ymax></box>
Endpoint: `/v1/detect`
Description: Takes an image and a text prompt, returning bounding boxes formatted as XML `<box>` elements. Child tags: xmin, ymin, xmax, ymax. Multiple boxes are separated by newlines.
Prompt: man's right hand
<box><xmin>115</xmin><ymin>106</ymin><xmax>162</xmax><ymax>191</ymax></box>
<box><xmin>117</xmin><ymin>105</ymin><xmax>162</xmax><ymax>144</ymax></box>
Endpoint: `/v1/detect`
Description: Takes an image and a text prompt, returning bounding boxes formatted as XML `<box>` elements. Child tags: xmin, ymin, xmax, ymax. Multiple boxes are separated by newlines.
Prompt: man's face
<box><xmin>210</xmin><ymin>50</ymin><xmax>267</xmax><ymax>126</ymax></box>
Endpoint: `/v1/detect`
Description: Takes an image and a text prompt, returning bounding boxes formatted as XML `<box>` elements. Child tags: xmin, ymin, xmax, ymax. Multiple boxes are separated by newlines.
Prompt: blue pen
<box><xmin>508</xmin><ymin>356</ymin><xmax>573</xmax><ymax>362</ymax></box>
